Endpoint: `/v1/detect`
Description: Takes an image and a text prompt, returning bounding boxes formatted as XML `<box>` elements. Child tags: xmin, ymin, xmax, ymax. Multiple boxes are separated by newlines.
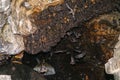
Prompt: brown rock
<box><xmin>24</xmin><ymin>0</ymin><xmax>119</xmax><ymax>54</ymax></box>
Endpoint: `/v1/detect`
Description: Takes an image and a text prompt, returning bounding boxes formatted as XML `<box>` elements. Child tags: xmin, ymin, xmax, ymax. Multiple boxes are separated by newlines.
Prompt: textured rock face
<box><xmin>0</xmin><ymin>0</ymin><xmax>119</xmax><ymax>55</ymax></box>
<box><xmin>87</xmin><ymin>12</ymin><xmax>120</xmax><ymax>62</ymax></box>
<box><xmin>104</xmin><ymin>12</ymin><xmax>120</xmax><ymax>80</ymax></box>
<box><xmin>105</xmin><ymin>35</ymin><xmax>120</xmax><ymax>80</ymax></box>
<box><xmin>0</xmin><ymin>0</ymin><xmax>10</xmax><ymax>28</ymax></box>
<box><xmin>0</xmin><ymin>0</ymin><xmax>63</xmax><ymax>55</ymax></box>
<box><xmin>24</xmin><ymin>0</ymin><xmax>119</xmax><ymax>54</ymax></box>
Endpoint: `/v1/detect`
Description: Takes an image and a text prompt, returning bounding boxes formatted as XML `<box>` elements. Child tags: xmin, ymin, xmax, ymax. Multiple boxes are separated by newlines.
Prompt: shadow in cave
<box><xmin>22</xmin><ymin>20</ymin><xmax>118</xmax><ymax>80</ymax></box>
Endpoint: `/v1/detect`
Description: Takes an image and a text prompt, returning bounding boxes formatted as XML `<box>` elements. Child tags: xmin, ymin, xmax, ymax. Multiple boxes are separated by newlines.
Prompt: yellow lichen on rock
<box><xmin>26</xmin><ymin>0</ymin><xmax>64</xmax><ymax>15</ymax></box>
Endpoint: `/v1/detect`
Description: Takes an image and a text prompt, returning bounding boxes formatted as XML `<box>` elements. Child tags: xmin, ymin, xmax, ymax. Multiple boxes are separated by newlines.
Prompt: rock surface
<box><xmin>0</xmin><ymin>0</ymin><xmax>63</xmax><ymax>55</ymax></box>
<box><xmin>0</xmin><ymin>63</ymin><xmax>46</xmax><ymax>80</ymax></box>
<box><xmin>24</xmin><ymin>0</ymin><xmax>120</xmax><ymax>54</ymax></box>
<box><xmin>0</xmin><ymin>0</ymin><xmax>119</xmax><ymax>55</ymax></box>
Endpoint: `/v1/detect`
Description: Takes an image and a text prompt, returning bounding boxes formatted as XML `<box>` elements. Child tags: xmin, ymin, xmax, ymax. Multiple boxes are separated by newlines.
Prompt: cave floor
<box><xmin>22</xmin><ymin>52</ymin><xmax>114</xmax><ymax>80</ymax></box>
<box><xmin>45</xmin><ymin>53</ymin><xmax>114</xmax><ymax>80</ymax></box>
